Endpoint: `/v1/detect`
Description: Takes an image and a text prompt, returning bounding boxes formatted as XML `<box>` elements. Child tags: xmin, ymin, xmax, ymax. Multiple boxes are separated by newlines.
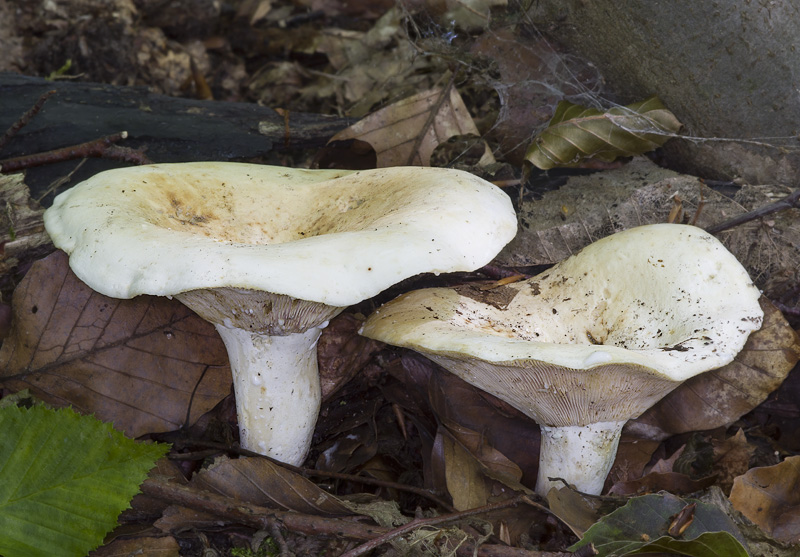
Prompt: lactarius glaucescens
<box><xmin>360</xmin><ymin>224</ymin><xmax>763</xmax><ymax>495</ymax></box>
<box><xmin>43</xmin><ymin>162</ymin><xmax>517</xmax><ymax>465</ymax></box>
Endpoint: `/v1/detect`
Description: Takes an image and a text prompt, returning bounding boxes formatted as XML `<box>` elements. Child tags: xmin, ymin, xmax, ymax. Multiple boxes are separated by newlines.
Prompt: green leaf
<box><xmin>525</xmin><ymin>97</ymin><xmax>682</xmax><ymax>169</ymax></box>
<box><xmin>569</xmin><ymin>492</ymin><xmax>749</xmax><ymax>557</ymax></box>
<box><xmin>0</xmin><ymin>405</ymin><xmax>169</xmax><ymax>557</ymax></box>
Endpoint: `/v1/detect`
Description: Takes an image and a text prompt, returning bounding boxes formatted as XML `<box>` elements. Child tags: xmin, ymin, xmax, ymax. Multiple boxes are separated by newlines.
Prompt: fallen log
<box><xmin>0</xmin><ymin>72</ymin><xmax>352</xmax><ymax>201</ymax></box>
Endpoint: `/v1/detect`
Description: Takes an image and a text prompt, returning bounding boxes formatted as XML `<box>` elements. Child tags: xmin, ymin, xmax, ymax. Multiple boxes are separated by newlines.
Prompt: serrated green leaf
<box><xmin>525</xmin><ymin>97</ymin><xmax>682</xmax><ymax>169</ymax></box>
<box><xmin>569</xmin><ymin>492</ymin><xmax>749</xmax><ymax>557</ymax></box>
<box><xmin>0</xmin><ymin>405</ymin><xmax>169</xmax><ymax>557</ymax></box>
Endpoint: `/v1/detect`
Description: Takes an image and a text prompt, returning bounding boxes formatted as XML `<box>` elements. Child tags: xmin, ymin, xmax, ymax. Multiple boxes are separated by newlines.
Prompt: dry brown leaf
<box><xmin>730</xmin><ymin>456</ymin><xmax>800</xmax><ymax>544</ymax></box>
<box><xmin>193</xmin><ymin>456</ymin><xmax>352</xmax><ymax>516</ymax></box>
<box><xmin>629</xmin><ymin>297</ymin><xmax>800</xmax><ymax>439</ymax></box>
<box><xmin>0</xmin><ymin>251</ymin><xmax>231</xmax><ymax>437</ymax></box>
<box><xmin>328</xmin><ymin>85</ymin><xmax>494</xmax><ymax>167</ymax></box>
<box><xmin>545</xmin><ymin>487</ymin><xmax>610</xmax><ymax>538</ymax></box>
<box><xmin>606</xmin><ymin>436</ymin><xmax>660</xmax><ymax>487</ymax></box>
<box><xmin>427</xmin><ymin>367</ymin><xmax>540</xmax><ymax>485</ymax></box>
<box><xmin>436</xmin><ymin>427</ymin><xmax>491</xmax><ymax>511</ymax></box>
<box><xmin>712</xmin><ymin>429</ymin><xmax>756</xmax><ymax>495</ymax></box>
<box><xmin>318</xmin><ymin>312</ymin><xmax>382</xmax><ymax>401</ymax></box>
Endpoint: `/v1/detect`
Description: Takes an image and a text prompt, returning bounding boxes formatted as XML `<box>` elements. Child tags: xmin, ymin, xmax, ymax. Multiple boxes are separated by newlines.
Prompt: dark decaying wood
<box><xmin>0</xmin><ymin>72</ymin><xmax>352</xmax><ymax>203</ymax></box>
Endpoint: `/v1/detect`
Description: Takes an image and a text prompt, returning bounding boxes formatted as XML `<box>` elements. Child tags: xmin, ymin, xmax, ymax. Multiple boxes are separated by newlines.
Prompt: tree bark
<box><xmin>529</xmin><ymin>1</ymin><xmax>800</xmax><ymax>184</ymax></box>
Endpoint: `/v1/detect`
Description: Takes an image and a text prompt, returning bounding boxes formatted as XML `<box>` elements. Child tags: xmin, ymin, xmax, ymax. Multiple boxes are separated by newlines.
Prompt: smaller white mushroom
<box><xmin>360</xmin><ymin>224</ymin><xmax>764</xmax><ymax>495</ymax></box>
<box><xmin>44</xmin><ymin>162</ymin><xmax>517</xmax><ymax>465</ymax></box>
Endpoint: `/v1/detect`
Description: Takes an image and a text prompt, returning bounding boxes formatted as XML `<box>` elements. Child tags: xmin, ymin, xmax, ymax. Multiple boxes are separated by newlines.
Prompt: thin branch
<box><xmin>0</xmin><ymin>131</ymin><xmax>152</xmax><ymax>172</ymax></box>
<box><xmin>339</xmin><ymin>494</ymin><xmax>541</xmax><ymax>557</ymax></box>
<box><xmin>706</xmin><ymin>188</ymin><xmax>800</xmax><ymax>234</ymax></box>
<box><xmin>141</xmin><ymin>477</ymin><xmax>566</xmax><ymax>556</ymax></box>
<box><xmin>139</xmin><ymin>476</ymin><xmax>388</xmax><ymax>540</ymax></box>
<box><xmin>0</xmin><ymin>89</ymin><xmax>56</xmax><ymax>152</ymax></box>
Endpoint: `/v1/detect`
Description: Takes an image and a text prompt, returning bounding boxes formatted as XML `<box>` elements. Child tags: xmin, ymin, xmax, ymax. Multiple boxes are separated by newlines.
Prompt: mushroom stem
<box><xmin>214</xmin><ymin>325</ymin><xmax>323</xmax><ymax>465</ymax></box>
<box><xmin>536</xmin><ymin>420</ymin><xmax>625</xmax><ymax>497</ymax></box>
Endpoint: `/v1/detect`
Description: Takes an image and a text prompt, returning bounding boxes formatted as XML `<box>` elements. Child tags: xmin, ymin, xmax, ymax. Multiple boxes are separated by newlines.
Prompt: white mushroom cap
<box><xmin>44</xmin><ymin>162</ymin><xmax>517</xmax><ymax>306</ymax></box>
<box><xmin>361</xmin><ymin>224</ymin><xmax>764</xmax><ymax>493</ymax></box>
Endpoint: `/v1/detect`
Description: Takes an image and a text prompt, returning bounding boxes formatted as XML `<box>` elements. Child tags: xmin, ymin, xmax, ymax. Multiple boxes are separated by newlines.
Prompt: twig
<box><xmin>0</xmin><ymin>131</ymin><xmax>152</xmax><ymax>172</ymax></box>
<box><xmin>140</xmin><ymin>476</ymin><xmax>389</xmax><ymax>540</ymax></box>
<box><xmin>706</xmin><ymin>188</ymin><xmax>800</xmax><ymax>234</ymax></box>
<box><xmin>773</xmin><ymin>301</ymin><xmax>800</xmax><ymax>317</ymax></box>
<box><xmin>0</xmin><ymin>89</ymin><xmax>56</xmax><ymax>152</ymax></box>
<box><xmin>339</xmin><ymin>494</ymin><xmax>538</xmax><ymax>557</ymax></box>
<box><xmin>265</xmin><ymin>517</ymin><xmax>291</xmax><ymax>557</ymax></box>
<box><xmin>143</xmin><ymin>476</ymin><xmax>564</xmax><ymax>556</ymax></box>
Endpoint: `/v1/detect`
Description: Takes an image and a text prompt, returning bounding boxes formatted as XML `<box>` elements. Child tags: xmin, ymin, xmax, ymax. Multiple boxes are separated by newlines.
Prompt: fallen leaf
<box><xmin>436</xmin><ymin>426</ymin><xmax>491</xmax><ymax>511</ymax></box>
<box><xmin>428</xmin><ymin>368</ymin><xmax>539</xmax><ymax>486</ymax></box>
<box><xmin>630</xmin><ymin>298</ymin><xmax>800</xmax><ymax>439</ymax></box>
<box><xmin>525</xmin><ymin>97</ymin><xmax>682</xmax><ymax>170</ymax></box>
<box><xmin>729</xmin><ymin>456</ymin><xmax>800</xmax><ymax>544</ymax></box>
<box><xmin>193</xmin><ymin>456</ymin><xmax>352</xmax><ymax>516</ymax></box>
<box><xmin>712</xmin><ymin>429</ymin><xmax>756</xmax><ymax>495</ymax></box>
<box><xmin>318</xmin><ymin>312</ymin><xmax>382</xmax><ymax>401</ymax></box>
<box><xmin>327</xmin><ymin>85</ymin><xmax>495</xmax><ymax>167</ymax></box>
<box><xmin>546</xmin><ymin>487</ymin><xmax>620</xmax><ymax>538</ymax></box>
<box><xmin>0</xmin><ymin>251</ymin><xmax>232</xmax><ymax>437</ymax></box>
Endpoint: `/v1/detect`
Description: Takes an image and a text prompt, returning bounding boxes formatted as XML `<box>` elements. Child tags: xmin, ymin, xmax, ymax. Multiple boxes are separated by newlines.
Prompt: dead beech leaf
<box><xmin>730</xmin><ymin>456</ymin><xmax>800</xmax><ymax>544</ymax></box>
<box><xmin>318</xmin><ymin>312</ymin><xmax>382</xmax><ymax>401</ymax></box>
<box><xmin>428</xmin><ymin>367</ymin><xmax>540</xmax><ymax>486</ymax></box>
<box><xmin>193</xmin><ymin>456</ymin><xmax>352</xmax><ymax>516</ymax></box>
<box><xmin>329</xmin><ymin>85</ymin><xmax>495</xmax><ymax>167</ymax></box>
<box><xmin>525</xmin><ymin>97</ymin><xmax>682</xmax><ymax>170</ymax></box>
<box><xmin>712</xmin><ymin>429</ymin><xmax>756</xmax><ymax>495</ymax></box>
<box><xmin>629</xmin><ymin>297</ymin><xmax>800</xmax><ymax>439</ymax></box>
<box><xmin>0</xmin><ymin>251</ymin><xmax>231</xmax><ymax>437</ymax></box>
<box><xmin>436</xmin><ymin>427</ymin><xmax>491</xmax><ymax>511</ymax></box>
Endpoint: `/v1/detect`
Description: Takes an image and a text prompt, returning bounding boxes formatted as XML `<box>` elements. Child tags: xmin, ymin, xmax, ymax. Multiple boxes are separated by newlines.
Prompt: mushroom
<box><xmin>360</xmin><ymin>224</ymin><xmax>763</xmax><ymax>495</ymax></box>
<box><xmin>43</xmin><ymin>162</ymin><xmax>517</xmax><ymax>465</ymax></box>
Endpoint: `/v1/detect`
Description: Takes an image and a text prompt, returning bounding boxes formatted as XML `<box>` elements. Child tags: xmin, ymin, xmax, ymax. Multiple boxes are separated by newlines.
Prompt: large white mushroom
<box><xmin>43</xmin><ymin>162</ymin><xmax>517</xmax><ymax>465</ymax></box>
<box><xmin>360</xmin><ymin>224</ymin><xmax>764</xmax><ymax>495</ymax></box>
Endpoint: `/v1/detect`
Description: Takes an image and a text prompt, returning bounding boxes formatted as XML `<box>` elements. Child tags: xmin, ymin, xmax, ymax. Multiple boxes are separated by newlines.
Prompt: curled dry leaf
<box><xmin>427</xmin><ymin>368</ymin><xmax>539</xmax><ymax>486</ymax></box>
<box><xmin>729</xmin><ymin>456</ymin><xmax>800</xmax><ymax>544</ymax></box>
<box><xmin>0</xmin><ymin>251</ymin><xmax>232</xmax><ymax>437</ymax></box>
<box><xmin>327</xmin><ymin>85</ymin><xmax>495</xmax><ymax>167</ymax></box>
<box><xmin>628</xmin><ymin>297</ymin><xmax>800</xmax><ymax>440</ymax></box>
<box><xmin>525</xmin><ymin>97</ymin><xmax>682</xmax><ymax>170</ymax></box>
